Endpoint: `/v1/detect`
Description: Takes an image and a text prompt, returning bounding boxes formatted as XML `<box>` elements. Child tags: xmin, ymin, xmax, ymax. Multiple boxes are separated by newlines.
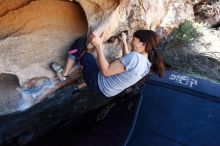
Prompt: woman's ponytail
<box><xmin>134</xmin><ymin>30</ymin><xmax>164</xmax><ymax>77</ymax></box>
<box><xmin>149</xmin><ymin>48</ymin><xmax>164</xmax><ymax>77</ymax></box>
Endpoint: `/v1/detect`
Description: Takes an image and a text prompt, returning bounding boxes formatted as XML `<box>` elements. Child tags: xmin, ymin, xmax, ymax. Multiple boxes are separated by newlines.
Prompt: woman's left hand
<box><xmin>90</xmin><ymin>32</ymin><xmax>105</xmax><ymax>49</ymax></box>
<box><xmin>119</xmin><ymin>32</ymin><xmax>127</xmax><ymax>43</ymax></box>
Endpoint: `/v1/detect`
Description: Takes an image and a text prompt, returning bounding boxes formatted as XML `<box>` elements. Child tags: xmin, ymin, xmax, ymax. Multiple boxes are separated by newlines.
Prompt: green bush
<box><xmin>166</xmin><ymin>20</ymin><xmax>202</xmax><ymax>49</ymax></box>
<box><xmin>163</xmin><ymin>20</ymin><xmax>220</xmax><ymax>83</ymax></box>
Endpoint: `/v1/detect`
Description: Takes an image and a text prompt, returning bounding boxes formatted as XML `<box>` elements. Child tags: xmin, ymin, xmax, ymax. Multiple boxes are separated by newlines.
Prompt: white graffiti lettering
<box><xmin>169</xmin><ymin>74</ymin><xmax>198</xmax><ymax>87</ymax></box>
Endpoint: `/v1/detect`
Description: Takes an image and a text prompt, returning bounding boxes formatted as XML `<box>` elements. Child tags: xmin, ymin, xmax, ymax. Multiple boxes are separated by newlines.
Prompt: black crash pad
<box><xmin>1</xmin><ymin>71</ymin><xmax>220</xmax><ymax>146</ymax></box>
<box><xmin>127</xmin><ymin>71</ymin><xmax>220</xmax><ymax>146</ymax></box>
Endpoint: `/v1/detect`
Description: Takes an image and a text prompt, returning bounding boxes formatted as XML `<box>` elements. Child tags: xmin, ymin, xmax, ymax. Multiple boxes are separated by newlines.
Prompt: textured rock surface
<box><xmin>0</xmin><ymin>0</ymin><xmax>88</xmax><ymax>85</ymax></box>
<box><xmin>0</xmin><ymin>73</ymin><xmax>22</xmax><ymax>115</ymax></box>
<box><xmin>0</xmin><ymin>0</ymin><xmax>202</xmax><ymax>116</ymax></box>
<box><xmin>0</xmin><ymin>0</ymin><xmax>195</xmax><ymax>87</ymax></box>
<box><xmin>157</xmin><ymin>0</ymin><xmax>194</xmax><ymax>37</ymax></box>
<box><xmin>77</xmin><ymin>0</ymin><xmax>171</xmax><ymax>40</ymax></box>
<box><xmin>77</xmin><ymin>0</ymin><xmax>194</xmax><ymax>61</ymax></box>
<box><xmin>193</xmin><ymin>0</ymin><xmax>220</xmax><ymax>26</ymax></box>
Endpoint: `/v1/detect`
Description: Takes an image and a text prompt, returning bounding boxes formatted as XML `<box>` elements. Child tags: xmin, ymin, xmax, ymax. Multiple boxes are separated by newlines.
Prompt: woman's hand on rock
<box><xmin>90</xmin><ymin>32</ymin><xmax>105</xmax><ymax>49</ymax></box>
<box><xmin>119</xmin><ymin>32</ymin><xmax>127</xmax><ymax>43</ymax></box>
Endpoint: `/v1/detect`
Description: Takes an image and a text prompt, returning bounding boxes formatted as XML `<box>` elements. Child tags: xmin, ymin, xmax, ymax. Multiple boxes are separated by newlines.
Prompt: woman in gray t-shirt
<box><xmin>51</xmin><ymin>30</ymin><xmax>164</xmax><ymax>97</ymax></box>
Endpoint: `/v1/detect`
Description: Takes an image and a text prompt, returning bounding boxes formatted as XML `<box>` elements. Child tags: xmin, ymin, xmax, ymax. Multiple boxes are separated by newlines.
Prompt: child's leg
<box><xmin>62</xmin><ymin>37</ymin><xmax>86</xmax><ymax>76</ymax></box>
<box><xmin>63</xmin><ymin>58</ymin><xmax>76</xmax><ymax>77</ymax></box>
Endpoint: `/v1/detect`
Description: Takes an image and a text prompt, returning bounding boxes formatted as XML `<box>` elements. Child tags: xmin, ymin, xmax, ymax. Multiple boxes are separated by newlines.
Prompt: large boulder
<box><xmin>0</xmin><ymin>0</ymin><xmax>197</xmax><ymax>115</ymax></box>
<box><xmin>77</xmin><ymin>0</ymin><xmax>194</xmax><ymax>60</ymax></box>
<box><xmin>0</xmin><ymin>0</ymin><xmax>88</xmax><ymax>85</ymax></box>
<box><xmin>0</xmin><ymin>0</ymin><xmax>194</xmax><ymax>85</ymax></box>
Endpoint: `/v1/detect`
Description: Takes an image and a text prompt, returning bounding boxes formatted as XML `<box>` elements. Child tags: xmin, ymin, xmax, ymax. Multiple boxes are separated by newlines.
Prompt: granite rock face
<box><xmin>77</xmin><ymin>0</ymin><xmax>194</xmax><ymax>61</ymax></box>
<box><xmin>0</xmin><ymin>0</ymin><xmax>194</xmax><ymax>85</ymax></box>
<box><xmin>0</xmin><ymin>0</ymin><xmax>88</xmax><ymax>85</ymax></box>
<box><xmin>193</xmin><ymin>0</ymin><xmax>220</xmax><ymax>27</ymax></box>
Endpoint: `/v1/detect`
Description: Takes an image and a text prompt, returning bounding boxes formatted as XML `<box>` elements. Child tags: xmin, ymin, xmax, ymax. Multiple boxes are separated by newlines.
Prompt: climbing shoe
<box><xmin>51</xmin><ymin>62</ymin><xmax>67</xmax><ymax>81</ymax></box>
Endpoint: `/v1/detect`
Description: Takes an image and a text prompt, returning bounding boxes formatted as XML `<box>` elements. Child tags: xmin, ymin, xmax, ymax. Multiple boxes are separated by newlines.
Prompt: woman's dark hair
<box><xmin>133</xmin><ymin>29</ymin><xmax>164</xmax><ymax>77</ymax></box>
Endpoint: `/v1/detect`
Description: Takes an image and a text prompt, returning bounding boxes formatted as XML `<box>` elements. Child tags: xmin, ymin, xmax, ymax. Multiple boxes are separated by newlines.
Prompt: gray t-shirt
<box><xmin>98</xmin><ymin>52</ymin><xmax>151</xmax><ymax>97</ymax></box>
